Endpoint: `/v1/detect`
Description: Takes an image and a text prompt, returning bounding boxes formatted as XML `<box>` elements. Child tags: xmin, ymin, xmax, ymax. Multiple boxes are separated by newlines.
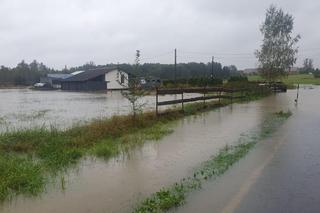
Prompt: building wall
<box><xmin>61</xmin><ymin>81</ymin><xmax>107</xmax><ymax>91</ymax></box>
<box><xmin>105</xmin><ymin>70</ymin><xmax>128</xmax><ymax>90</ymax></box>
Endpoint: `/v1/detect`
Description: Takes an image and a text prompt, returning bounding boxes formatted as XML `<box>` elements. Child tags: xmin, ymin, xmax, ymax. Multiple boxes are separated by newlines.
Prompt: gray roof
<box><xmin>63</xmin><ymin>67</ymin><xmax>117</xmax><ymax>82</ymax></box>
<box><xmin>47</xmin><ymin>73</ymin><xmax>72</xmax><ymax>79</ymax></box>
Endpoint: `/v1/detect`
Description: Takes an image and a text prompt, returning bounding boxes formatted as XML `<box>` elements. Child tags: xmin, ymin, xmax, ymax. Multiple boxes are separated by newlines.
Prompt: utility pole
<box><xmin>211</xmin><ymin>56</ymin><xmax>214</xmax><ymax>80</ymax></box>
<box><xmin>174</xmin><ymin>48</ymin><xmax>177</xmax><ymax>86</ymax></box>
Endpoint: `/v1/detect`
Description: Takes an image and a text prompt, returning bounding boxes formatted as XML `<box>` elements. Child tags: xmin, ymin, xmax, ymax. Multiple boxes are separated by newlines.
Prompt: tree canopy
<box><xmin>0</xmin><ymin>60</ymin><xmax>54</xmax><ymax>86</ymax></box>
<box><xmin>301</xmin><ymin>58</ymin><xmax>314</xmax><ymax>73</ymax></box>
<box><xmin>255</xmin><ymin>5</ymin><xmax>300</xmax><ymax>81</ymax></box>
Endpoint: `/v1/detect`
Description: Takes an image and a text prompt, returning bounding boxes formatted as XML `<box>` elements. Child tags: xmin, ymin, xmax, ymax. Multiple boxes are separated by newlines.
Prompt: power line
<box><xmin>138</xmin><ymin>47</ymin><xmax>320</xmax><ymax>65</ymax></box>
<box><xmin>141</xmin><ymin>51</ymin><xmax>172</xmax><ymax>61</ymax></box>
<box><xmin>180</xmin><ymin>50</ymin><xmax>253</xmax><ymax>56</ymax></box>
<box><xmin>174</xmin><ymin>48</ymin><xmax>177</xmax><ymax>85</ymax></box>
<box><xmin>180</xmin><ymin>48</ymin><xmax>320</xmax><ymax>57</ymax></box>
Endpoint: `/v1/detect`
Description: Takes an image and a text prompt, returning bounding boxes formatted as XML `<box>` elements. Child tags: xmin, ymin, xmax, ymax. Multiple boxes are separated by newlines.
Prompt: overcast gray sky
<box><xmin>0</xmin><ymin>0</ymin><xmax>319</xmax><ymax>70</ymax></box>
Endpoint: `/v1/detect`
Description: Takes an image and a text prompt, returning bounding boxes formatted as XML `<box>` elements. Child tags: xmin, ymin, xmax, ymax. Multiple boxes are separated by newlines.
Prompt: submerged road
<box><xmin>174</xmin><ymin>86</ymin><xmax>320</xmax><ymax>213</ymax></box>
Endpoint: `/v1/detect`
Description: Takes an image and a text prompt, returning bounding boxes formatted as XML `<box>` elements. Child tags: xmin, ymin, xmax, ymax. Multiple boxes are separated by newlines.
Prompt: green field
<box><xmin>248</xmin><ymin>74</ymin><xmax>320</xmax><ymax>86</ymax></box>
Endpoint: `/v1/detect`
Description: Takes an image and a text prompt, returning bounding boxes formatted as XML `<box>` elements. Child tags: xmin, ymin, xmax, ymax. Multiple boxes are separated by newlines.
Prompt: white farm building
<box><xmin>105</xmin><ymin>69</ymin><xmax>129</xmax><ymax>90</ymax></box>
<box><xmin>61</xmin><ymin>67</ymin><xmax>129</xmax><ymax>91</ymax></box>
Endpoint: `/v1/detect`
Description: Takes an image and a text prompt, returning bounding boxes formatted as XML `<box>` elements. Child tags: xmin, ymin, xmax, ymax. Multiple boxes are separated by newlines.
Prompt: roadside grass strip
<box><xmin>133</xmin><ymin>110</ymin><xmax>292</xmax><ymax>213</ymax></box>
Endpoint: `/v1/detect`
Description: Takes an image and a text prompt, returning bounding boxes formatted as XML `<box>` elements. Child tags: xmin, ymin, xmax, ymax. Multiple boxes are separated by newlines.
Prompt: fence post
<box><xmin>181</xmin><ymin>89</ymin><xmax>184</xmax><ymax>112</ymax></box>
<box><xmin>203</xmin><ymin>86</ymin><xmax>206</xmax><ymax>106</ymax></box>
<box><xmin>241</xmin><ymin>89</ymin><xmax>244</xmax><ymax>101</ymax></box>
<box><xmin>156</xmin><ymin>87</ymin><xmax>159</xmax><ymax>116</ymax></box>
<box><xmin>231</xmin><ymin>89</ymin><xmax>233</xmax><ymax>104</ymax></box>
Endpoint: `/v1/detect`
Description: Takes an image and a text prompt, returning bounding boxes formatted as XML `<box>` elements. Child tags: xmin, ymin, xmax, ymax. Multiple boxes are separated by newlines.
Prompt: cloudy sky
<box><xmin>0</xmin><ymin>0</ymin><xmax>319</xmax><ymax>70</ymax></box>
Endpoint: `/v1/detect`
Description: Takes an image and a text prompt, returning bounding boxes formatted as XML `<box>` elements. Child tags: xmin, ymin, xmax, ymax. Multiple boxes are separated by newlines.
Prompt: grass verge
<box><xmin>133</xmin><ymin>110</ymin><xmax>292</xmax><ymax>213</ymax></box>
<box><xmin>248</xmin><ymin>74</ymin><xmax>320</xmax><ymax>88</ymax></box>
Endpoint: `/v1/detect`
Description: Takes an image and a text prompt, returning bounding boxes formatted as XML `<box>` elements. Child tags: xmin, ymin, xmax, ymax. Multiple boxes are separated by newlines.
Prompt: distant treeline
<box><xmin>70</xmin><ymin>62</ymin><xmax>240</xmax><ymax>80</ymax></box>
<box><xmin>0</xmin><ymin>60</ymin><xmax>241</xmax><ymax>86</ymax></box>
<box><xmin>0</xmin><ymin>60</ymin><xmax>56</xmax><ymax>86</ymax></box>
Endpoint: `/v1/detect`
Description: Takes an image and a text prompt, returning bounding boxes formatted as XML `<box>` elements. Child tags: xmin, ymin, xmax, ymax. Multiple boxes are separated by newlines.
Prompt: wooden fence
<box><xmin>155</xmin><ymin>87</ymin><xmax>246</xmax><ymax>115</ymax></box>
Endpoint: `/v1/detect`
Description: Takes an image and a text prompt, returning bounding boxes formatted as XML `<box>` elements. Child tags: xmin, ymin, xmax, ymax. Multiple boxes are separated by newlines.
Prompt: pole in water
<box><xmin>294</xmin><ymin>84</ymin><xmax>300</xmax><ymax>105</ymax></box>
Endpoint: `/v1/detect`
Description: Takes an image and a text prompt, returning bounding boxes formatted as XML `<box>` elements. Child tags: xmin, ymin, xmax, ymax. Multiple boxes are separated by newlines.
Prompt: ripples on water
<box><xmin>0</xmin><ymin>87</ymin><xmax>303</xmax><ymax>213</ymax></box>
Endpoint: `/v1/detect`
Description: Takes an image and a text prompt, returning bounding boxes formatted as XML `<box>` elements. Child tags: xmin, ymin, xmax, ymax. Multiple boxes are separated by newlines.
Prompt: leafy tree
<box><xmin>302</xmin><ymin>58</ymin><xmax>314</xmax><ymax>73</ymax></box>
<box><xmin>29</xmin><ymin>60</ymin><xmax>39</xmax><ymax>72</ymax></box>
<box><xmin>121</xmin><ymin>50</ymin><xmax>146</xmax><ymax>118</ymax></box>
<box><xmin>255</xmin><ymin>5</ymin><xmax>300</xmax><ymax>82</ymax></box>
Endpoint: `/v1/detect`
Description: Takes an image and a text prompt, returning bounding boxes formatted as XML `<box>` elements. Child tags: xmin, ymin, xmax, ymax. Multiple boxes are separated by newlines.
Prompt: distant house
<box><xmin>61</xmin><ymin>68</ymin><xmax>128</xmax><ymax>91</ymax></box>
<box><xmin>105</xmin><ymin>69</ymin><xmax>129</xmax><ymax>90</ymax></box>
<box><xmin>139</xmin><ymin>76</ymin><xmax>162</xmax><ymax>89</ymax></box>
<box><xmin>242</xmin><ymin>68</ymin><xmax>258</xmax><ymax>74</ymax></box>
<box><xmin>40</xmin><ymin>73</ymin><xmax>72</xmax><ymax>89</ymax></box>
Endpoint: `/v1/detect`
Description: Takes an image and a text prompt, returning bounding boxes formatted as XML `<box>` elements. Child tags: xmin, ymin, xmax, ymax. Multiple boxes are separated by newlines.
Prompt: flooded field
<box><xmin>0</xmin><ymin>86</ymin><xmax>301</xmax><ymax>213</ymax></box>
<box><xmin>0</xmin><ymin>89</ymin><xmax>196</xmax><ymax>132</ymax></box>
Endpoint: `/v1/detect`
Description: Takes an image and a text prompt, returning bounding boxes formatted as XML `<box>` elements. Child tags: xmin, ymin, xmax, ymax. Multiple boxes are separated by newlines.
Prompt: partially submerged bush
<box><xmin>274</xmin><ymin>110</ymin><xmax>292</xmax><ymax>118</ymax></box>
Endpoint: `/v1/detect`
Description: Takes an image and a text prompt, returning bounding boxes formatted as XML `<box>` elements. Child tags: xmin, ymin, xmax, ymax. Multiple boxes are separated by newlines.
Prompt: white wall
<box><xmin>105</xmin><ymin>69</ymin><xmax>129</xmax><ymax>90</ymax></box>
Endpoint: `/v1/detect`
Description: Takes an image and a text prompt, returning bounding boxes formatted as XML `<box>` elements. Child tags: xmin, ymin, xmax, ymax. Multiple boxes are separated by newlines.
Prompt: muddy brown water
<box><xmin>0</xmin><ymin>87</ymin><xmax>303</xmax><ymax>213</ymax></box>
<box><xmin>173</xmin><ymin>85</ymin><xmax>319</xmax><ymax>213</ymax></box>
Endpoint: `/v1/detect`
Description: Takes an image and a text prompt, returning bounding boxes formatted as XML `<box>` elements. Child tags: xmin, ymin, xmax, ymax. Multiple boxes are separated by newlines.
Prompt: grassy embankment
<box><xmin>0</xmin><ymin>84</ymin><xmax>270</xmax><ymax>201</ymax></box>
<box><xmin>248</xmin><ymin>74</ymin><xmax>320</xmax><ymax>88</ymax></box>
<box><xmin>133</xmin><ymin>110</ymin><xmax>292</xmax><ymax>213</ymax></box>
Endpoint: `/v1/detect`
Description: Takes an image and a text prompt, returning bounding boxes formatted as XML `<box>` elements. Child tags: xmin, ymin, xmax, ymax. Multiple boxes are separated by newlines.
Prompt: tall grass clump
<box><xmin>0</xmin><ymin>153</ymin><xmax>45</xmax><ymax>200</ymax></box>
<box><xmin>133</xmin><ymin>110</ymin><xmax>292</xmax><ymax>213</ymax></box>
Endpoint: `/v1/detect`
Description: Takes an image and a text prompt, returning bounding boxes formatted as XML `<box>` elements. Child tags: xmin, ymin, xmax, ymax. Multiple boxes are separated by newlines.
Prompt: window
<box><xmin>120</xmin><ymin>74</ymin><xmax>125</xmax><ymax>84</ymax></box>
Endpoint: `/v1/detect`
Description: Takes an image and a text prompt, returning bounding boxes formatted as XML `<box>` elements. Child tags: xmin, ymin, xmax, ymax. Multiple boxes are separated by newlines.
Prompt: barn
<box><xmin>40</xmin><ymin>73</ymin><xmax>72</xmax><ymax>89</ymax></box>
<box><xmin>61</xmin><ymin>68</ymin><xmax>128</xmax><ymax>91</ymax></box>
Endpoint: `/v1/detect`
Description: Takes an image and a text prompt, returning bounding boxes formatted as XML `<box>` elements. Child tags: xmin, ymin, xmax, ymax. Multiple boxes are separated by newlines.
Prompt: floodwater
<box><xmin>174</xmin><ymin>85</ymin><xmax>320</xmax><ymax>213</ymax></box>
<box><xmin>0</xmin><ymin>89</ymin><xmax>196</xmax><ymax>132</ymax></box>
<box><xmin>0</xmin><ymin>86</ymin><xmax>300</xmax><ymax>213</ymax></box>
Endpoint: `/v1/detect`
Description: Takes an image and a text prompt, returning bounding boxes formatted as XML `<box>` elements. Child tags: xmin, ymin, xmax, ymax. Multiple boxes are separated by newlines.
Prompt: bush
<box><xmin>228</xmin><ymin>76</ymin><xmax>248</xmax><ymax>83</ymax></box>
<box><xmin>163</xmin><ymin>78</ymin><xmax>223</xmax><ymax>88</ymax></box>
<box><xmin>313</xmin><ymin>70</ymin><xmax>320</xmax><ymax>78</ymax></box>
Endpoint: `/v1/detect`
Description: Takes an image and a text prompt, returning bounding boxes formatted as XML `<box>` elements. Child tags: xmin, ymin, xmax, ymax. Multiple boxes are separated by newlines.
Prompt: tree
<box><xmin>30</xmin><ymin>60</ymin><xmax>39</xmax><ymax>72</ymax></box>
<box><xmin>302</xmin><ymin>58</ymin><xmax>314</xmax><ymax>73</ymax></box>
<box><xmin>120</xmin><ymin>50</ymin><xmax>146</xmax><ymax>118</ymax></box>
<box><xmin>255</xmin><ymin>5</ymin><xmax>300</xmax><ymax>82</ymax></box>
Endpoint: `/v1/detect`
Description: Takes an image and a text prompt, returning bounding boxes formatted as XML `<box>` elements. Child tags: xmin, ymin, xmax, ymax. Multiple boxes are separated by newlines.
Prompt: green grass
<box><xmin>0</xmin><ymin>87</ymin><xmax>270</xmax><ymax>201</ymax></box>
<box><xmin>0</xmin><ymin>112</ymin><xmax>183</xmax><ymax>200</ymax></box>
<box><xmin>0</xmin><ymin>153</ymin><xmax>45</xmax><ymax>200</ymax></box>
<box><xmin>274</xmin><ymin>110</ymin><xmax>292</xmax><ymax>119</ymax></box>
<box><xmin>133</xmin><ymin>111</ymin><xmax>292</xmax><ymax>213</ymax></box>
<box><xmin>248</xmin><ymin>74</ymin><xmax>320</xmax><ymax>87</ymax></box>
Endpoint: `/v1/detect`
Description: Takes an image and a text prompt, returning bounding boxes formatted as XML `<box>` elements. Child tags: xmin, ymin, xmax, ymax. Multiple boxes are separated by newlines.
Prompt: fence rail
<box><xmin>156</xmin><ymin>87</ymin><xmax>244</xmax><ymax>95</ymax></box>
<box><xmin>155</xmin><ymin>87</ymin><xmax>246</xmax><ymax>115</ymax></box>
